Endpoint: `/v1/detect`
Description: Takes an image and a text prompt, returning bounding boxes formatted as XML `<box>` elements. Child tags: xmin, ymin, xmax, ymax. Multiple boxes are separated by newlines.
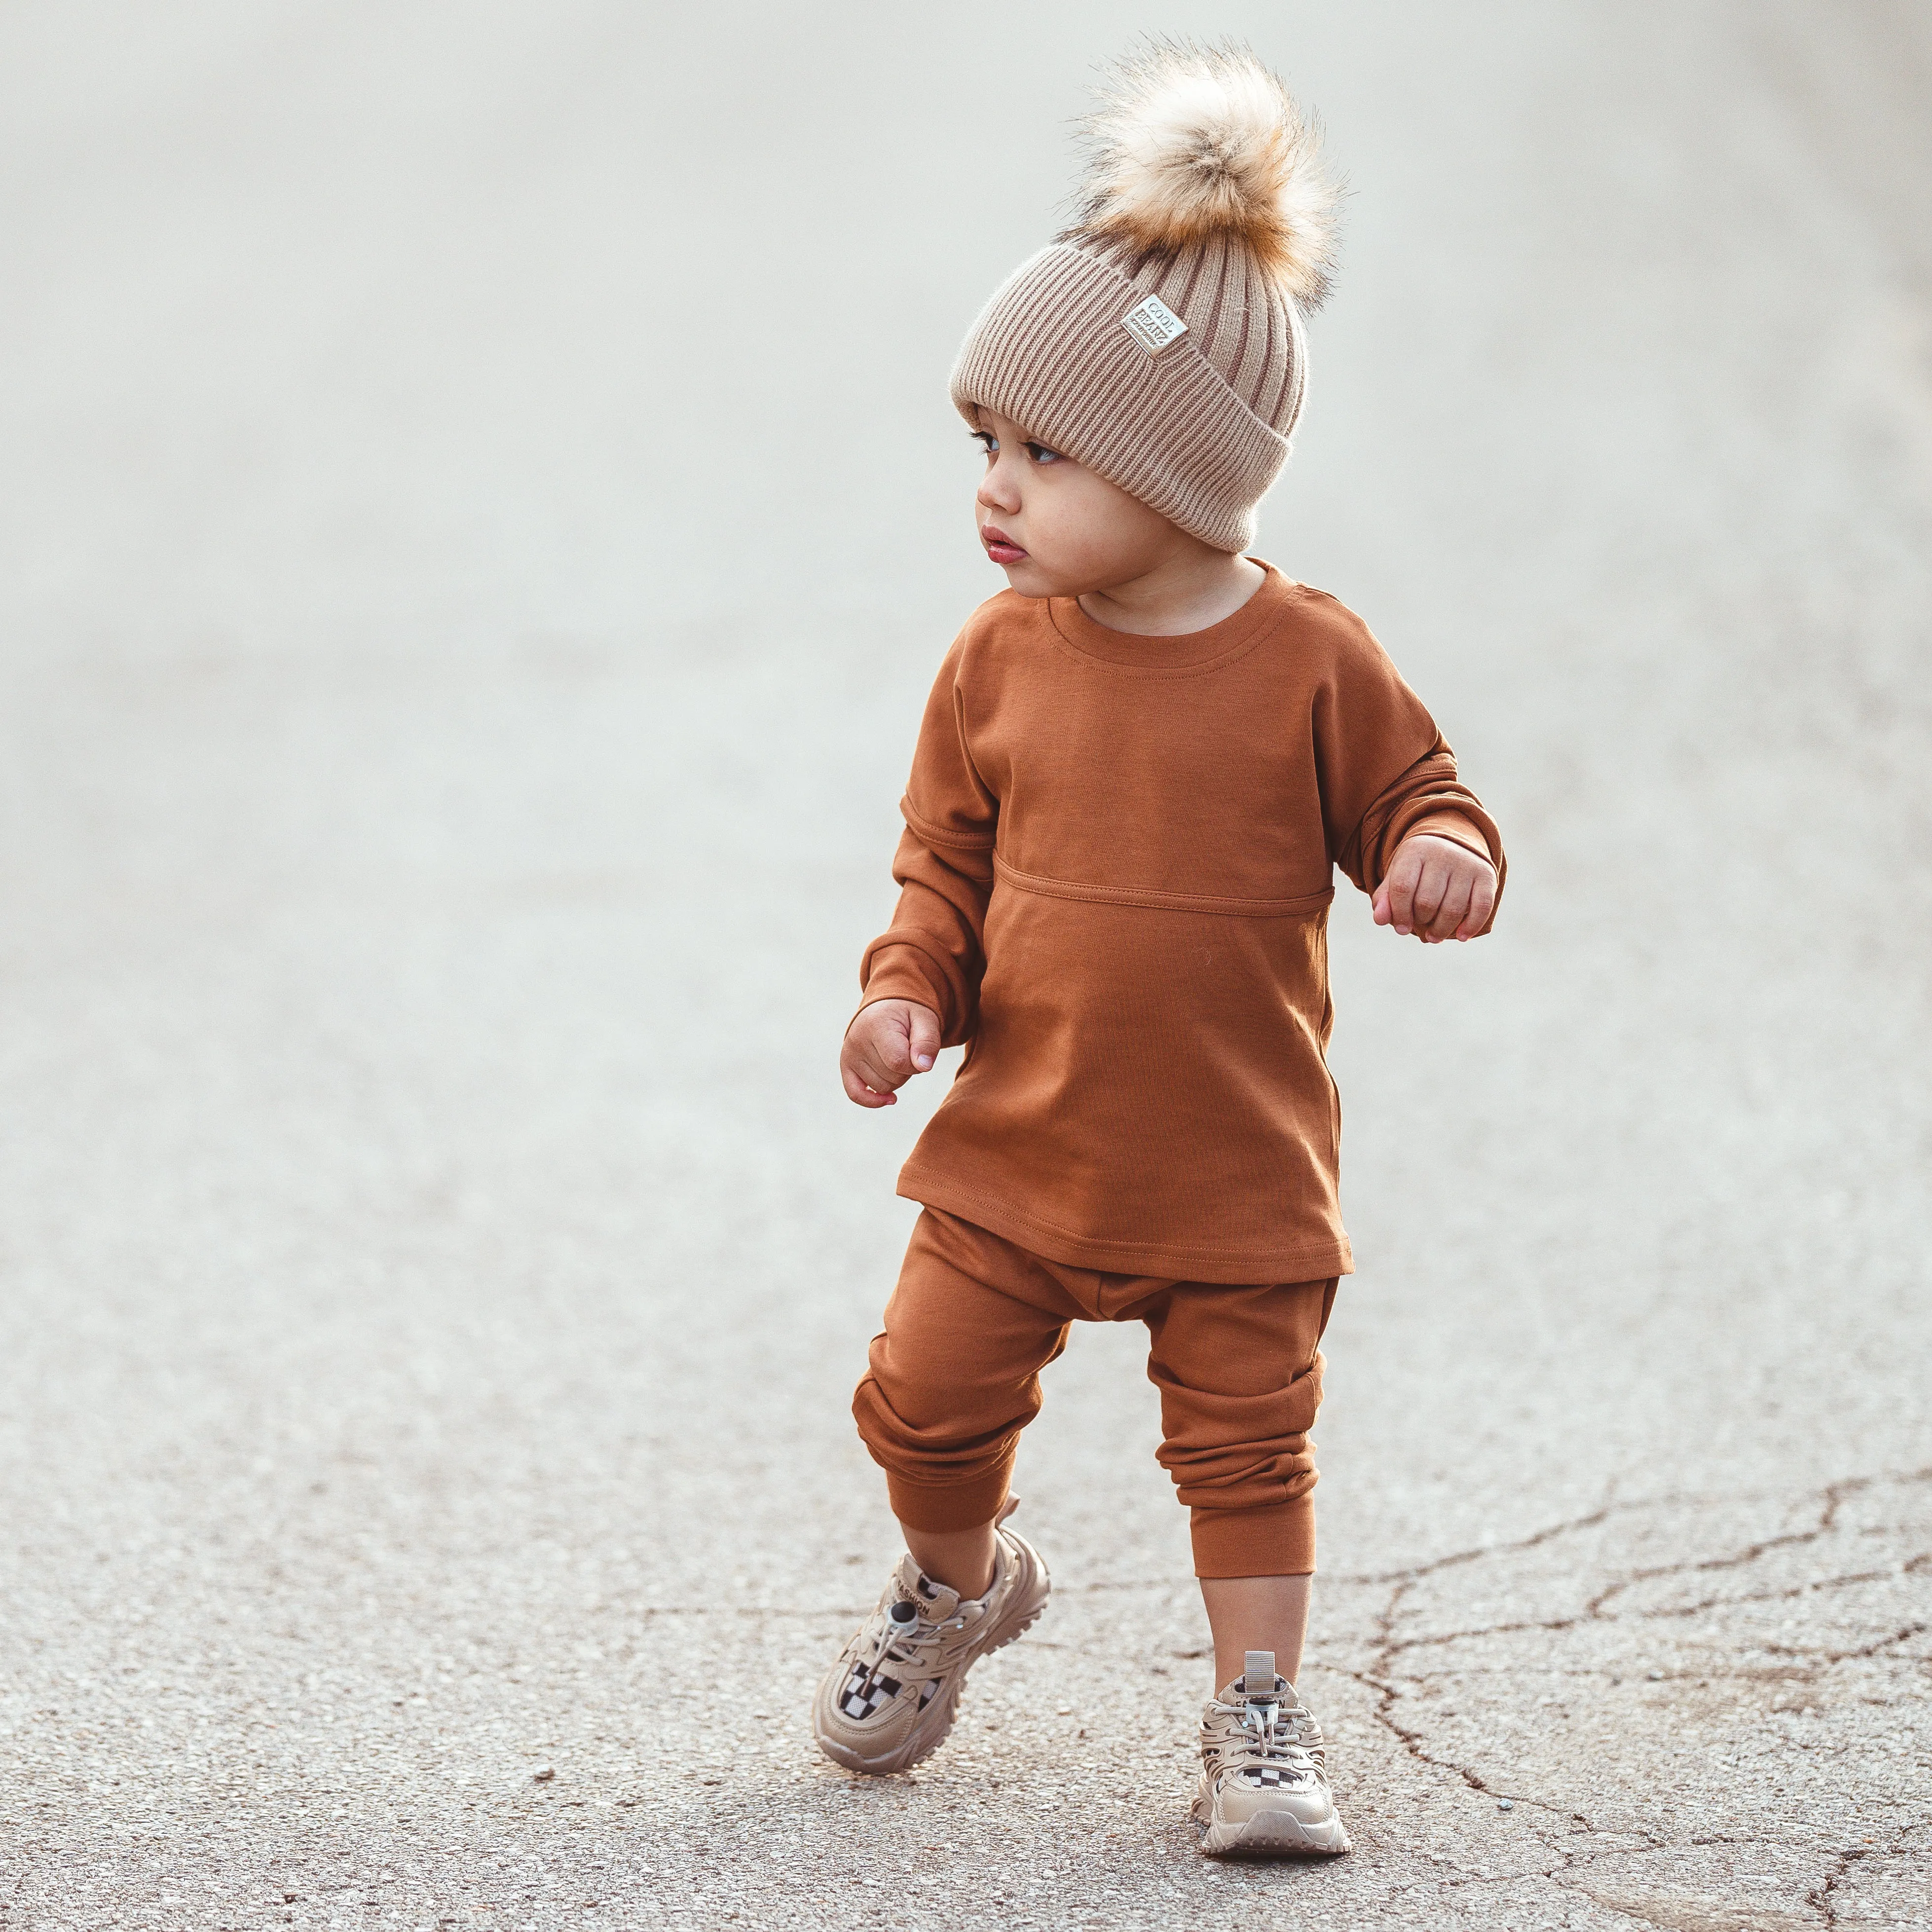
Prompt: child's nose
<box><xmin>976</xmin><ymin>461</ymin><xmax>1020</xmax><ymax>513</ymax></box>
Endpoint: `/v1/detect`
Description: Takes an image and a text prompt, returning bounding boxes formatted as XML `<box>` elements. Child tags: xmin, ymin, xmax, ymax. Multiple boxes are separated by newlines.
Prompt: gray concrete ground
<box><xmin>2</xmin><ymin>3</ymin><xmax>1930</xmax><ymax>1927</ymax></box>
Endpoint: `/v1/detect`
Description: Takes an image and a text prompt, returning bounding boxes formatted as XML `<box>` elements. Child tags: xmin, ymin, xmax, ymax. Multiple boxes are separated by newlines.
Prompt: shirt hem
<box><xmin>897</xmin><ymin>1166</ymin><xmax>1355</xmax><ymax>1286</ymax></box>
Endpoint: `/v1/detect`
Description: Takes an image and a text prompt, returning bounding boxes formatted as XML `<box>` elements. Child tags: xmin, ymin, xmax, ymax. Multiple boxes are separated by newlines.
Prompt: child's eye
<box><xmin>1024</xmin><ymin>441</ymin><xmax>1063</xmax><ymax>465</ymax></box>
<box><xmin>970</xmin><ymin>430</ymin><xmax>998</xmax><ymax>456</ymax></box>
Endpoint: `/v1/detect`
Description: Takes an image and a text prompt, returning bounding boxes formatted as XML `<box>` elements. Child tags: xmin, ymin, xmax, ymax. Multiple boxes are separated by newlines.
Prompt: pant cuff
<box><xmin>886</xmin><ymin>1468</ymin><xmax>1012</xmax><ymax>1533</ymax></box>
<box><xmin>1190</xmin><ymin>1496</ymin><xmax>1316</xmax><ymax>1578</ymax></box>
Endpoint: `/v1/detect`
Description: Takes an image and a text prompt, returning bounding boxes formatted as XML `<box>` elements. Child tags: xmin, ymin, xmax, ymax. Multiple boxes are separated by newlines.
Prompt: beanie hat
<box><xmin>951</xmin><ymin>41</ymin><xmax>1340</xmax><ymax>554</ymax></box>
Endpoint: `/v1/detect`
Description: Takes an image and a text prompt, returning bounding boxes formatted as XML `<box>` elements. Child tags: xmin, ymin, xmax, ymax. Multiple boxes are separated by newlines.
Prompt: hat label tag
<box><xmin>1122</xmin><ymin>294</ymin><xmax>1188</xmax><ymax>355</ymax></box>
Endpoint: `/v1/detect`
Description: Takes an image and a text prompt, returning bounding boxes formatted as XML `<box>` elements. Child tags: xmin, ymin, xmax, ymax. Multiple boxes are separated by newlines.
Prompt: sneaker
<box><xmin>1194</xmin><ymin>1650</ymin><xmax>1350</xmax><ymax>1857</ymax></box>
<box><xmin>812</xmin><ymin>1504</ymin><xmax>1049</xmax><ymax>1775</ymax></box>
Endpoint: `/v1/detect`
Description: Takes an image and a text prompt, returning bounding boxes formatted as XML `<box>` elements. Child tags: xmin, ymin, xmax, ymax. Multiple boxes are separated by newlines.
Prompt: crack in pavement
<box><xmin>1531</xmin><ymin>1825</ymin><xmax>1930</xmax><ymax>1931</ymax></box>
<box><xmin>1334</xmin><ymin>1499</ymin><xmax>1636</xmax><ymax>1589</ymax></box>
<box><xmin>1367</xmin><ymin>1467</ymin><xmax>1932</xmax><ymax>1659</ymax></box>
<box><xmin>1809</xmin><ymin>1842</ymin><xmax>1861</xmax><ymax>1930</ymax></box>
<box><xmin>1343</xmin><ymin>1575</ymin><xmax>1620</xmax><ymax>1839</ymax></box>
<box><xmin>1762</xmin><ymin>1619</ymin><xmax>1928</xmax><ymax>1665</ymax></box>
<box><xmin>1386</xmin><ymin>1557</ymin><xmax>1932</xmax><ymax>1656</ymax></box>
<box><xmin>1803</xmin><ymin>1826</ymin><xmax>1932</xmax><ymax>1930</ymax></box>
<box><xmin>1335</xmin><ymin>1466</ymin><xmax>1932</xmax><ymax>1918</ymax></box>
<box><xmin>1582</xmin><ymin>1474</ymin><xmax>1919</xmax><ymax>1619</ymax></box>
<box><xmin>1327</xmin><ymin>1467</ymin><xmax>1931</xmax><ymax>1596</ymax></box>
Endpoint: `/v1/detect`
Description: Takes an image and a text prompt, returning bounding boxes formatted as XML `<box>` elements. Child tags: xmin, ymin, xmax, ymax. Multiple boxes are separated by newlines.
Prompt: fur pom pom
<box><xmin>1068</xmin><ymin>39</ymin><xmax>1339</xmax><ymax>309</ymax></box>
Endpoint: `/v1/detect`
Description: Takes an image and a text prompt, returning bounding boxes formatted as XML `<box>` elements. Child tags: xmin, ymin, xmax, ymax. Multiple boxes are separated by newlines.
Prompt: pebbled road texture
<box><xmin>2</xmin><ymin>3</ymin><xmax>1929</xmax><ymax>1928</ymax></box>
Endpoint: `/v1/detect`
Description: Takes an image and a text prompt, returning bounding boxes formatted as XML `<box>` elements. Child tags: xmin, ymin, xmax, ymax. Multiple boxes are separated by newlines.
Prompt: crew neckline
<box><xmin>1046</xmin><ymin>560</ymin><xmax>1297</xmax><ymax>670</ymax></box>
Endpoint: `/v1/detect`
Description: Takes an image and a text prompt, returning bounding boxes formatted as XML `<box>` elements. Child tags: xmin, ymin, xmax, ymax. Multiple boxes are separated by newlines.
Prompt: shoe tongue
<box><xmin>1238</xmin><ymin>1650</ymin><xmax>1288</xmax><ymax>1702</ymax></box>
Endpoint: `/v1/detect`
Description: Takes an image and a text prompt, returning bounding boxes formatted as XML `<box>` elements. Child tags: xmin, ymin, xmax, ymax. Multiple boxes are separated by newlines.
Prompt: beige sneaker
<box><xmin>811</xmin><ymin>1505</ymin><xmax>1049</xmax><ymax>1775</ymax></box>
<box><xmin>1194</xmin><ymin>1650</ymin><xmax>1350</xmax><ymax>1857</ymax></box>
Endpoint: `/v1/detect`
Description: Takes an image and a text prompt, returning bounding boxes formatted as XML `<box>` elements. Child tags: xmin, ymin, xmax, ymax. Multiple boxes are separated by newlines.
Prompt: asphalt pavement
<box><xmin>2</xmin><ymin>3</ymin><xmax>1929</xmax><ymax>1928</ymax></box>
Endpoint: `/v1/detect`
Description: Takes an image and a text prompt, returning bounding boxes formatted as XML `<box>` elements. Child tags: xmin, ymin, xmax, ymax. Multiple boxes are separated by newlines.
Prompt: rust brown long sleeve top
<box><xmin>857</xmin><ymin>565</ymin><xmax>1505</xmax><ymax>1284</ymax></box>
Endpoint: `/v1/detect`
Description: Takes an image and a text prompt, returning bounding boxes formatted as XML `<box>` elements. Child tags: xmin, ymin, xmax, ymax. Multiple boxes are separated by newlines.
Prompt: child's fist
<box><xmin>841</xmin><ymin>999</ymin><xmax>942</xmax><ymax>1108</ymax></box>
<box><xmin>1372</xmin><ymin>834</ymin><xmax>1497</xmax><ymax>943</ymax></box>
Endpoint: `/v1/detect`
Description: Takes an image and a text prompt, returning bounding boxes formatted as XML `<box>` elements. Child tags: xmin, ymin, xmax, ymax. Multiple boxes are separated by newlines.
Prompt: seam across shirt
<box><xmin>991</xmin><ymin>853</ymin><xmax>1335</xmax><ymax>918</ymax></box>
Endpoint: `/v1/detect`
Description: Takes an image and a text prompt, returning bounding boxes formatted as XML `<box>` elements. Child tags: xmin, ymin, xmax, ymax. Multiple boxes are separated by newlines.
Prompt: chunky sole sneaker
<box><xmin>1194</xmin><ymin>1650</ymin><xmax>1350</xmax><ymax>1858</ymax></box>
<box><xmin>812</xmin><ymin>1503</ymin><xmax>1049</xmax><ymax>1776</ymax></box>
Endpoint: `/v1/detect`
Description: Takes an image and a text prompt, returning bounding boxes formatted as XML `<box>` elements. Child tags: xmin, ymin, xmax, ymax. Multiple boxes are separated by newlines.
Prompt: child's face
<box><xmin>970</xmin><ymin>408</ymin><xmax>1195</xmax><ymax>597</ymax></box>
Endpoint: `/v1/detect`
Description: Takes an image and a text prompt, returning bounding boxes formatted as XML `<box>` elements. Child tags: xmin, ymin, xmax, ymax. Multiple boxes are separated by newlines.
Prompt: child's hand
<box><xmin>841</xmin><ymin>999</ymin><xmax>942</xmax><ymax>1107</ymax></box>
<box><xmin>1371</xmin><ymin>834</ymin><xmax>1497</xmax><ymax>943</ymax></box>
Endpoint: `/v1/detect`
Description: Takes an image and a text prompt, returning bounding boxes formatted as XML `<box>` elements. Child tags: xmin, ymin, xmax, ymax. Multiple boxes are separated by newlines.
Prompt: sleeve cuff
<box><xmin>1401</xmin><ymin>810</ymin><xmax>1499</xmax><ymax>867</ymax></box>
<box><xmin>853</xmin><ymin>944</ymin><xmax>953</xmax><ymax>1036</ymax></box>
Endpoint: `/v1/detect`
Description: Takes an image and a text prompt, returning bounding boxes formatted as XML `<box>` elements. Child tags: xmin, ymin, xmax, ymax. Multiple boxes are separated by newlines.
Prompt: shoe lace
<box><xmin>1226</xmin><ymin>1691</ymin><xmax>1323</xmax><ymax>1783</ymax></box>
<box><xmin>848</xmin><ymin>1591</ymin><xmax>979</xmax><ymax>1701</ymax></box>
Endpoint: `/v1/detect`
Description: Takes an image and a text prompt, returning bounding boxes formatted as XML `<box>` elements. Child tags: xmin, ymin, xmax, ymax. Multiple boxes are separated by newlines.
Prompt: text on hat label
<box><xmin>1122</xmin><ymin>294</ymin><xmax>1189</xmax><ymax>355</ymax></box>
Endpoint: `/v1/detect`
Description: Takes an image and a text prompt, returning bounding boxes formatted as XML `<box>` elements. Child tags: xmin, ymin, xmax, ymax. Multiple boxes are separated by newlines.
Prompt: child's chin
<box><xmin>999</xmin><ymin>561</ymin><xmax>1057</xmax><ymax>598</ymax></box>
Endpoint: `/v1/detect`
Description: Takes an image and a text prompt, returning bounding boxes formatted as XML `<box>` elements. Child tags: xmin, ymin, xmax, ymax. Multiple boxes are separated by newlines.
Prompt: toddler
<box><xmin>811</xmin><ymin>41</ymin><xmax>1503</xmax><ymax>1858</ymax></box>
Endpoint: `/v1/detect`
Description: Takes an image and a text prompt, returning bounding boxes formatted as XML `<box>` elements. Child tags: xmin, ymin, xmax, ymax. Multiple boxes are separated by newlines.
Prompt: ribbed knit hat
<box><xmin>951</xmin><ymin>41</ymin><xmax>1340</xmax><ymax>554</ymax></box>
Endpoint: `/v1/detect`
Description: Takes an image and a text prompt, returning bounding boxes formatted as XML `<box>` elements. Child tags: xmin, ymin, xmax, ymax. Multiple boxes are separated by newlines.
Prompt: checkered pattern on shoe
<box><xmin>836</xmin><ymin>1668</ymin><xmax>903</xmax><ymax>1719</ymax></box>
<box><xmin>830</xmin><ymin>1583</ymin><xmax>977</xmax><ymax>1728</ymax></box>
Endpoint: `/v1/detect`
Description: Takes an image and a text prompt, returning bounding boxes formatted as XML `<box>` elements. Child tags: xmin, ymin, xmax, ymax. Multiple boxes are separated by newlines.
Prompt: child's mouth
<box><xmin>981</xmin><ymin>524</ymin><xmax>1028</xmax><ymax>565</ymax></box>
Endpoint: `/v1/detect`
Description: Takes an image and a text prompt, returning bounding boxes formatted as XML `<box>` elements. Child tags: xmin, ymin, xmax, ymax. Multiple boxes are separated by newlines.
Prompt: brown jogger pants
<box><xmin>851</xmin><ymin>1208</ymin><xmax>1336</xmax><ymax>1578</ymax></box>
